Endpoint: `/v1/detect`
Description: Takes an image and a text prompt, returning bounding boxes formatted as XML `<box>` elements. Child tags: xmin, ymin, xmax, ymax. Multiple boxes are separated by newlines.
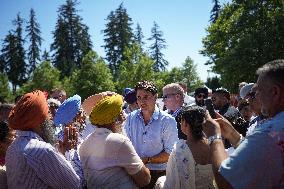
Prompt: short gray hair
<box><xmin>163</xmin><ymin>83</ymin><xmax>184</xmax><ymax>95</ymax></box>
<box><xmin>257</xmin><ymin>59</ymin><xmax>284</xmax><ymax>89</ymax></box>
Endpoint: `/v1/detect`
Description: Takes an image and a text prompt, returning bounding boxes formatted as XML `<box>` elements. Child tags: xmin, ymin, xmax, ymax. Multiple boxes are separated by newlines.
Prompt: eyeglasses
<box><xmin>197</xmin><ymin>94</ymin><xmax>206</xmax><ymax>98</ymax></box>
<box><xmin>247</xmin><ymin>91</ymin><xmax>256</xmax><ymax>99</ymax></box>
<box><xmin>162</xmin><ymin>93</ymin><xmax>178</xmax><ymax>100</ymax></box>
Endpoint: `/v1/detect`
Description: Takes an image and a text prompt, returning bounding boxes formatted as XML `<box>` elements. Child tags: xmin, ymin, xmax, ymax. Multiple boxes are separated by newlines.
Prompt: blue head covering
<box><xmin>54</xmin><ymin>94</ymin><xmax>81</xmax><ymax>127</ymax></box>
<box><xmin>124</xmin><ymin>88</ymin><xmax>132</xmax><ymax>96</ymax></box>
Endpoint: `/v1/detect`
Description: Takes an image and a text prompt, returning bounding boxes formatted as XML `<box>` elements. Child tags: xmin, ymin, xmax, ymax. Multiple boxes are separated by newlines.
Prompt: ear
<box><xmin>271</xmin><ymin>85</ymin><xmax>281</xmax><ymax>100</ymax></box>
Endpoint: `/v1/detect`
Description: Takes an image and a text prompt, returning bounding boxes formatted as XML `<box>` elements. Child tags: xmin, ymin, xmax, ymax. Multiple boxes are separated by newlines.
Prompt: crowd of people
<box><xmin>0</xmin><ymin>59</ymin><xmax>283</xmax><ymax>189</ymax></box>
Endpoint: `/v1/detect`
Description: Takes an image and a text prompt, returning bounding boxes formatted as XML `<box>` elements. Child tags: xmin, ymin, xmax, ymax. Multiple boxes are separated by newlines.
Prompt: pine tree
<box><xmin>148</xmin><ymin>22</ymin><xmax>168</xmax><ymax>72</ymax></box>
<box><xmin>102</xmin><ymin>3</ymin><xmax>134</xmax><ymax>79</ymax></box>
<box><xmin>134</xmin><ymin>23</ymin><xmax>144</xmax><ymax>49</ymax></box>
<box><xmin>51</xmin><ymin>0</ymin><xmax>92</xmax><ymax>78</ymax></box>
<box><xmin>42</xmin><ymin>49</ymin><xmax>51</xmax><ymax>61</ymax></box>
<box><xmin>210</xmin><ymin>0</ymin><xmax>221</xmax><ymax>23</ymax></box>
<box><xmin>26</xmin><ymin>8</ymin><xmax>42</xmax><ymax>75</ymax></box>
<box><xmin>1</xmin><ymin>14</ymin><xmax>27</xmax><ymax>94</ymax></box>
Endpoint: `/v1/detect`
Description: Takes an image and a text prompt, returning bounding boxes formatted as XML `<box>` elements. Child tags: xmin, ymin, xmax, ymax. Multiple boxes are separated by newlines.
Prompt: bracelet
<box><xmin>208</xmin><ymin>134</ymin><xmax>223</xmax><ymax>145</ymax></box>
<box><xmin>233</xmin><ymin>134</ymin><xmax>244</xmax><ymax>149</ymax></box>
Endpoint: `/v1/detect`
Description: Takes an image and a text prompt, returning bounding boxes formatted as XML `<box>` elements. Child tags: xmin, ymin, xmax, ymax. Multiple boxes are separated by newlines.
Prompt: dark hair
<box><xmin>238</xmin><ymin>99</ymin><xmax>249</xmax><ymax>111</ymax></box>
<box><xmin>256</xmin><ymin>59</ymin><xmax>284</xmax><ymax>89</ymax></box>
<box><xmin>194</xmin><ymin>87</ymin><xmax>209</xmax><ymax>98</ymax></box>
<box><xmin>135</xmin><ymin>80</ymin><xmax>158</xmax><ymax>95</ymax></box>
<box><xmin>124</xmin><ymin>90</ymin><xmax>137</xmax><ymax>104</ymax></box>
<box><xmin>177</xmin><ymin>106</ymin><xmax>206</xmax><ymax>140</ymax></box>
<box><xmin>213</xmin><ymin>88</ymin><xmax>230</xmax><ymax>100</ymax></box>
<box><xmin>0</xmin><ymin>121</ymin><xmax>9</xmax><ymax>142</ymax></box>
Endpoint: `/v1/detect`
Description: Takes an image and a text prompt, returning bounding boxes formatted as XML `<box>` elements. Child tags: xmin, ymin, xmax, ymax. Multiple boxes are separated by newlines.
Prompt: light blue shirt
<box><xmin>220</xmin><ymin>111</ymin><xmax>284</xmax><ymax>189</ymax></box>
<box><xmin>125</xmin><ymin>105</ymin><xmax>178</xmax><ymax>170</ymax></box>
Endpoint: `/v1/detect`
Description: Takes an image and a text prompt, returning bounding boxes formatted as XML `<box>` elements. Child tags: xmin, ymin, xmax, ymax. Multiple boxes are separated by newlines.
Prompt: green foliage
<box><xmin>1</xmin><ymin>14</ymin><xmax>27</xmax><ymax>94</ymax></box>
<box><xmin>205</xmin><ymin>76</ymin><xmax>221</xmax><ymax>90</ymax></box>
<box><xmin>102</xmin><ymin>3</ymin><xmax>134</xmax><ymax>79</ymax></box>
<box><xmin>148</xmin><ymin>22</ymin><xmax>168</xmax><ymax>72</ymax></box>
<box><xmin>0</xmin><ymin>73</ymin><xmax>13</xmax><ymax>103</ymax></box>
<box><xmin>26</xmin><ymin>8</ymin><xmax>42</xmax><ymax>75</ymax></box>
<box><xmin>154</xmin><ymin>56</ymin><xmax>203</xmax><ymax>94</ymax></box>
<box><xmin>70</xmin><ymin>51</ymin><xmax>115</xmax><ymax>100</ymax></box>
<box><xmin>51</xmin><ymin>0</ymin><xmax>92</xmax><ymax>78</ymax></box>
<box><xmin>116</xmin><ymin>43</ymin><xmax>155</xmax><ymax>93</ymax></box>
<box><xmin>19</xmin><ymin>61</ymin><xmax>61</xmax><ymax>94</ymax></box>
<box><xmin>201</xmin><ymin>0</ymin><xmax>284</xmax><ymax>92</ymax></box>
<box><xmin>210</xmin><ymin>0</ymin><xmax>221</xmax><ymax>23</ymax></box>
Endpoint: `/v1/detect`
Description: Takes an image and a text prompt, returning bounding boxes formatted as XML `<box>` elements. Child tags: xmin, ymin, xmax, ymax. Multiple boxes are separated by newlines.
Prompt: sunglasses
<box><xmin>197</xmin><ymin>94</ymin><xmax>206</xmax><ymax>98</ymax></box>
<box><xmin>247</xmin><ymin>91</ymin><xmax>256</xmax><ymax>99</ymax></box>
<box><xmin>162</xmin><ymin>93</ymin><xmax>178</xmax><ymax>99</ymax></box>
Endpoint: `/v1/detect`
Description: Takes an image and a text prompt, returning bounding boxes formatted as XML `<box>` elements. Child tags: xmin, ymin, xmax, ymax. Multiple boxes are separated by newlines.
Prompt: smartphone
<box><xmin>204</xmin><ymin>98</ymin><xmax>216</xmax><ymax>119</ymax></box>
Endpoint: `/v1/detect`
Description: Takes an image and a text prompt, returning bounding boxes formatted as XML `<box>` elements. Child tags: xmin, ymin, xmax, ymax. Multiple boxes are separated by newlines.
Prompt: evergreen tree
<box><xmin>1</xmin><ymin>14</ymin><xmax>27</xmax><ymax>94</ymax></box>
<box><xmin>210</xmin><ymin>0</ymin><xmax>221</xmax><ymax>23</ymax></box>
<box><xmin>51</xmin><ymin>0</ymin><xmax>92</xmax><ymax>78</ymax></box>
<box><xmin>102</xmin><ymin>3</ymin><xmax>134</xmax><ymax>79</ymax></box>
<box><xmin>26</xmin><ymin>8</ymin><xmax>42</xmax><ymax>75</ymax></box>
<box><xmin>42</xmin><ymin>49</ymin><xmax>51</xmax><ymax>61</ymax></box>
<box><xmin>181</xmin><ymin>56</ymin><xmax>203</xmax><ymax>90</ymax></box>
<box><xmin>134</xmin><ymin>23</ymin><xmax>144</xmax><ymax>49</ymax></box>
<box><xmin>148</xmin><ymin>22</ymin><xmax>168</xmax><ymax>72</ymax></box>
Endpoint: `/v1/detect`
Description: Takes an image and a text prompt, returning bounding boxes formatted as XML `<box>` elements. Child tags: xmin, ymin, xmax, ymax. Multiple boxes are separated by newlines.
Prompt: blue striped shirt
<box><xmin>5</xmin><ymin>131</ymin><xmax>83</xmax><ymax>189</ymax></box>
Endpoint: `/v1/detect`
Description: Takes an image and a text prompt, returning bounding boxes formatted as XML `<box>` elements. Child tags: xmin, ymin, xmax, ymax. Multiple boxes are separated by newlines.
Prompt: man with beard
<box><xmin>194</xmin><ymin>87</ymin><xmax>209</xmax><ymax>106</ymax></box>
<box><xmin>5</xmin><ymin>90</ymin><xmax>83</xmax><ymax>189</ymax></box>
<box><xmin>125</xmin><ymin>80</ymin><xmax>178</xmax><ymax>189</ymax></box>
<box><xmin>79</xmin><ymin>92</ymin><xmax>150</xmax><ymax>189</ymax></box>
<box><xmin>212</xmin><ymin>88</ymin><xmax>247</xmax><ymax>137</ymax></box>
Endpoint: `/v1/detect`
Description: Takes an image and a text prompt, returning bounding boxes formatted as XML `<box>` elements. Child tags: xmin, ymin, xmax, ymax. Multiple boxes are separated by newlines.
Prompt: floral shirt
<box><xmin>156</xmin><ymin>140</ymin><xmax>216</xmax><ymax>189</ymax></box>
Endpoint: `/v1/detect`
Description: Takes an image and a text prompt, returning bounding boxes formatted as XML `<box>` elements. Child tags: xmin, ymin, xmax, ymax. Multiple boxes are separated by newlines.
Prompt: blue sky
<box><xmin>0</xmin><ymin>0</ymin><xmax>227</xmax><ymax>81</ymax></box>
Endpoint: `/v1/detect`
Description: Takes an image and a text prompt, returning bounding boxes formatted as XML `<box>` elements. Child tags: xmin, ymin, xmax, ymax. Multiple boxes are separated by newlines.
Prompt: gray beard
<box><xmin>40</xmin><ymin>119</ymin><xmax>56</xmax><ymax>146</ymax></box>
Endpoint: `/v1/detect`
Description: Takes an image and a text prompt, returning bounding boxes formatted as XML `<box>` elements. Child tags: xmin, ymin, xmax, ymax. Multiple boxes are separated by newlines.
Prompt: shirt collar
<box><xmin>16</xmin><ymin>130</ymin><xmax>44</xmax><ymax>141</ymax></box>
<box><xmin>137</xmin><ymin>105</ymin><xmax>160</xmax><ymax>121</ymax></box>
<box><xmin>95</xmin><ymin>127</ymin><xmax>112</xmax><ymax>134</ymax></box>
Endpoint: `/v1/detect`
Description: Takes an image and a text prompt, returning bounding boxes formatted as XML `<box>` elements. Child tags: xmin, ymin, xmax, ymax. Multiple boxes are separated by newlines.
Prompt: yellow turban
<box><xmin>89</xmin><ymin>94</ymin><xmax>123</xmax><ymax>126</ymax></box>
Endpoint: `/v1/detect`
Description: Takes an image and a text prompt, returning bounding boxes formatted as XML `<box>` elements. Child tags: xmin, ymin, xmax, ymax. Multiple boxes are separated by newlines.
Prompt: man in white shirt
<box><xmin>79</xmin><ymin>93</ymin><xmax>150</xmax><ymax>189</ymax></box>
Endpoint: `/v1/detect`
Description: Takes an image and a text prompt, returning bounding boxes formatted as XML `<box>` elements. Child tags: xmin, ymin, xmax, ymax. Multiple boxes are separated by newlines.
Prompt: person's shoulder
<box><xmin>24</xmin><ymin>139</ymin><xmax>55</xmax><ymax>156</ymax></box>
<box><xmin>107</xmin><ymin>133</ymin><xmax>130</xmax><ymax>144</ymax></box>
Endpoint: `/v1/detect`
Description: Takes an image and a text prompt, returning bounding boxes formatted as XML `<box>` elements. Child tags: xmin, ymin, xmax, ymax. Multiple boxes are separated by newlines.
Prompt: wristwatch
<box><xmin>208</xmin><ymin>134</ymin><xmax>223</xmax><ymax>145</ymax></box>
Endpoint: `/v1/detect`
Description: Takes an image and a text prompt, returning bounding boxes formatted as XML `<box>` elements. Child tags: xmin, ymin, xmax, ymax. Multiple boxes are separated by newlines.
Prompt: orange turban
<box><xmin>9</xmin><ymin>90</ymin><xmax>49</xmax><ymax>130</ymax></box>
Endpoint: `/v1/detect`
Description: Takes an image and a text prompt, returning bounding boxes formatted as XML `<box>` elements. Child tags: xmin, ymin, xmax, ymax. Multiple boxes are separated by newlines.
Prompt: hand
<box><xmin>214</xmin><ymin>112</ymin><xmax>241</xmax><ymax>145</ymax></box>
<box><xmin>202</xmin><ymin>110</ymin><xmax>222</xmax><ymax>137</ymax></box>
<box><xmin>141</xmin><ymin>157</ymin><xmax>149</xmax><ymax>164</ymax></box>
<box><xmin>58</xmin><ymin>125</ymin><xmax>78</xmax><ymax>154</ymax></box>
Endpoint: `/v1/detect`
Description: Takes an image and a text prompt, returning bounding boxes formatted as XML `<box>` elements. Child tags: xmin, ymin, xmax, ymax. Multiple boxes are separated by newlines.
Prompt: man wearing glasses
<box><xmin>162</xmin><ymin>83</ymin><xmax>187</xmax><ymax>139</ymax></box>
<box><xmin>124</xmin><ymin>80</ymin><xmax>178</xmax><ymax>189</ymax></box>
<box><xmin>240</xmin><ymin>83</ymin><xmax>267</xmax><ymax>136</ymax></box>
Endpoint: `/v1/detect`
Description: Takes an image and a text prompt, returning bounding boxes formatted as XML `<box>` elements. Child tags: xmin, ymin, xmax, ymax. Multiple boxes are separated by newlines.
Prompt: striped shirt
<box><xmin>5</xmin><ymin>131</ymin><xmax>83</xmax><ymax>189</ymax></box>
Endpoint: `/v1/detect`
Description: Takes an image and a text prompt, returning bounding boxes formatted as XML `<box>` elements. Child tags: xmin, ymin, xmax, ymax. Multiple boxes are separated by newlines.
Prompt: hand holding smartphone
<box><xmin>204</xmin><ymin>98</ymin><xmax>216</xmax><ymax>119</ymax></box>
